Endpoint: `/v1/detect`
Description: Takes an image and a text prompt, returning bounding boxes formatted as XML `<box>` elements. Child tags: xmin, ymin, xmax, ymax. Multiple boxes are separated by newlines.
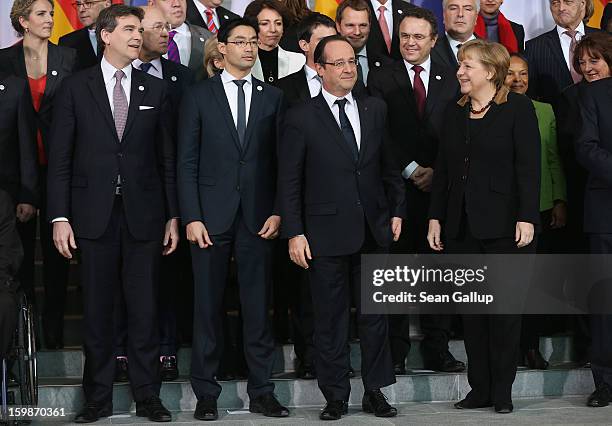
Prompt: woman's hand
<box><xmin>515</xmin><ymin>221</ymin><xmax>534</xmax><ymax>248</ymax></box>
<box><xmin>427</xmin><ymin>219</ymin><xmax>444</xmax><ymax>251</ymax></box>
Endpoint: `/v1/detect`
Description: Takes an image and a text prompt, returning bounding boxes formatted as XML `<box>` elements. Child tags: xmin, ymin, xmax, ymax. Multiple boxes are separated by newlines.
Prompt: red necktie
<box><xmin>412</xmin><ymin>65</ymin><xmax>426</xmax><ymax>118</ymax></box>
<box><xmin>378</xmin><ymin>6</ymin><xmax>392</xmax><ymax>53</ymax></box>
<box><xmin>205</xmin><ymin>9</ymin><xmax>218</xmax><ymax>34</ymax></box>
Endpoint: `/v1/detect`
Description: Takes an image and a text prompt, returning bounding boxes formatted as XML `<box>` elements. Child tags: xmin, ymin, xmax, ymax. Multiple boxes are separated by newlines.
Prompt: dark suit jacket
<box><xmin>187</xmin><ymin>23</ymin><xmax>213</xmax><ymax>81</ymax></box>
<box><xmin>366</xmin><ymin>0</ymin><xmax>416</xmax><ymax>63</ymax></box>
<box><xmin>0</xmin><ymin>189</ymin><xmax>23</xmax><ymax>287</ymax></box>
<box><xmin>58</xmin><ymin>27</ymin><xmax>100</xmax><ymax>71</ymax></box>
<box><xmin>186</xmin><ymin>1</ymin><xmax>240</xmax><ymax>30</ymax></box>
<box><xmin>0</xmin><ymin>73</ymin><xmax>38</xmax><ymax>206</ymax></box>
<box><xmin>429</xmin><ymin>90</ymin><xmax>541</xmax><ymax>240</ymax></box>
<box><xmin>368</xmin><ymin>56</ymin><xmax>459</xmax><ymax>170</ymax></box>
<box><xmin>510</xmin><ymin>20</ymin><xmax>526</xmax><ymax>52</ymax></box>
<box><xmin>177</xmin><ymin>74</ymin><xmax>283</xmax><ymax>235</ymax></box>
<box><xmin>0</xmin><ymin>42</ymin><xmax>76</xmax><ymax>158</ymax></box>
<box><xmin>525</xmin><ymin>26</ymin><xmax>599</xmax><ymax>108</ymax></box>
<box><xmin>278</xmin><ymin>92</ymin><xmax>405</xmax><ymax>256</ymax></box>
<box><xmin>160</xmin><ymin>57</ymin><xmax>195</xmax><ymax>110</ymax></box>
<box><xmin>431</xmin><ymin>33</ymin><xmax>482</xmax><ymax>70</ymax></box>
<box><xmin>46</xmin><ymin>65</ymin><xmax>178</xmax><ymax>241</ymax></box>
<box><xmin>575</xmin><ymin>77</ymin><xmax>612</xmax><ymax>233</ymax></box>
<box><xmin>277</xmin><ymin>68</ymin><xmax>310</xmax><ymax>109</ymax></box>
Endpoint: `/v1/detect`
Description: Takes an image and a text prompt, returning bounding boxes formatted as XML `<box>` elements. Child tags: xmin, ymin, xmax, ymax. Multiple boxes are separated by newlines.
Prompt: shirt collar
<box><xmin>194</xmin><ymin>1</ymin><xmax>216</xmax><ymax>16</ymax></box>
<box><xmin>221</xmin><ymin>69</ymin><xmax>252</xmax><ymax>86</ymax></box>
<box><xmin>304</xmin><ymin>65</ymin><xmax>319</xmax><ymax>81</ymax></box>
<box><xmin>371</xmin><ymin>0</ymin><xmax>389</xmax><ymax>12</ymax></box>
<box><xmin>556</xmin><ymin>21</ymin><xmax>585</xmax><ymax>38</ymax></box>
<box><xmin>172</xmin><ymin>22</ymin><xmax>189</xmax><ymax>35</ymax></box>
<box><xmin>447</xmin><ymin>33</ymin><xmax>476</xmax><ymax>50</ymax></box>
<box><xmin>132</xmin><ymin>57</ymin><xmax>162</xmax><ymax>72</ymax></box>
<box><xmin>357</xmin><ymin>46</ymin><xmax>368</xmax><ymax>59</ymax></box>
<box><xmin>404</xmin><ymin>55</ymin><xmax>431</xmax><ymax>74</ymax></box>
<box><xmin>101</xmin><ymin>56</ymin><xmax>132</xmax><ymax>85</ymax></box>
<box><xmin>321</xmin><ymin>87</ymin><xmax>355</xmax><ymax>110</ymax></box>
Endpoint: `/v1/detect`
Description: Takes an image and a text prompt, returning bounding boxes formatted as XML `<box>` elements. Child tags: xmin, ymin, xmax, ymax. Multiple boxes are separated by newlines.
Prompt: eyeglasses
<box><xmin>400</xmin><ymin>33</ymin><xmax>431</xmax><ymax>42</ymax></box>
<box><xmin>149</xmin><ymin>23</ymin><xmax>172</xmax><ymax>33</ymax></box>
<box><xmin>72</xmin><ymin>0</ymin><xmax>106</xmax><ymax>9</ymax></box>
<box><xmin>321</xmin><ymin>59</ymin><xmax>358</xmax><ymax>69</ymax></box>
<box><xmin>225</xmin><ymin>40</ymin><xmax>259</xmax><ymax>48</ymax></box>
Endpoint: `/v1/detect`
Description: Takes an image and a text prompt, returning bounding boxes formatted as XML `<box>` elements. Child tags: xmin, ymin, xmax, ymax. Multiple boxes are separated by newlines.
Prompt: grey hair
<box><xmin>442</xmin><ymin>0</ymin><xmax>480</xmax><ymax>12</ymax></box>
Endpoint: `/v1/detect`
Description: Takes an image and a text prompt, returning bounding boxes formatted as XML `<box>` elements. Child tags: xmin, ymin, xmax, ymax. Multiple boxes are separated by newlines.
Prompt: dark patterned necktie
<box><xmin>412</xmin><ymin>65</ymin><xmax>426</xmax><ymax>118</ymax></box>
<box><xmin>167</xmin><ymin>30</ymin><xmax>181</xmax><ymax>64</ymax></box>
<box><xmin>335</xmin><ymin>98</ymin><xmax>358</xmax><ymax>162</ymax></box>
<box><xmin>233</xmin><ymin>80</ymin><xmax>246</xmax><ymax>146</ymax></box>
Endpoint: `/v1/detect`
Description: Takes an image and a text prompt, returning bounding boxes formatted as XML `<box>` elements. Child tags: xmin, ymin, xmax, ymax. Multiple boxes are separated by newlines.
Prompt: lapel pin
<box><xmin>171</xmin><ymin>76</ymin><xmax>177</xmax><ymax>82</ymax></box>
<box><xmin>224</xmin><ymin>15</ymin><xmax>229</xmax><ymax>19</ymax></box>
<box><xmin>138</xmin><ymin>85</ymin><xmax>144</xmax><ymax>91</ymax></box>
<box><xmin>375</xmin><ymin>61</ymin><xmax>381</xmax><ymax>67</ymax></box>
<box><xmin>257</xmin><ymin>85</ymin><xmax>263</xmax><ymax>91</ymax></box>
<box><xmin>0</xmin><ymin>85</ymin><xmax>4</xmax><ymax>91</ymax></box>
<box><xmin>199</xmin><ymin>37</ymin><xmax>205</xmax><ymax>42</ymax></box>
<box><xmin>436</xmin><ymin>75</ymin><xmax>442</xmax><ymax>80</ymax></box>
<box><xmin>398</xmin><ymin>9</ymin><xmax>403</xmax><ymax>14</ymax></box>
<box><xmin>51</xmin><ymin>70</ymin><xmax>58</xmax><ymax>76</ymax></box>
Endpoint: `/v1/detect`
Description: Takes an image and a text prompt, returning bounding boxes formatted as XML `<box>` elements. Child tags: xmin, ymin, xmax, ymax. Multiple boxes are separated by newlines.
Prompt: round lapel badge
<box><xmin>257</xmin><ymin>86</ymin><xmax>263</xmax><ymax>91</ymax></box>
<box><xmin>0</xmin><ymin>85</ymin><xmax>5</xmax><ymax>91</ymax></box>
<box><xmin>436</xmin><ymin>75</ymin><xmax>442</xmax><ymax>80</ymax></box>
<box><xmin>139</xmin><ymin>85</ymin><xmax>145</xmax><ymax>91</ymax></box>
<box><xmin>375</xmin><ymin>61</ymin><xmax>381</xmax><ymax>67</ymax></box>
<box><xmin>51</xmin><ymin>70</ymin><xmax>58</xmax><ymax>76</ymax></box>
<box><xmin>171</xmin><ymin>76</ymin><xmax>177</xmax><ymax>82</ymax></box>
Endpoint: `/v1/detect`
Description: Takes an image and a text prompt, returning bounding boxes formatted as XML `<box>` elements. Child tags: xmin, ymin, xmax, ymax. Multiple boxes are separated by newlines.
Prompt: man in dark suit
<box><xmin>58</xmin><ymin>0</ymin><xmax>110</xmax><ymax>71</ymax></box>
<box><xmin>365</xmin><ymin>0</ymin><xmax>416</xmax><ymax>63</ymax></box>
<box><xmin>368</xmin><ymin>6</ymin><xmax>464</xmax><ymax>375</ymax></box>
<box><xmin>186</xmin><ymin>0</ymin><xmax>240</xmax><ymax>33</ymax></box>
<box><xmin>47</xmin><ymin>5</ymin><xmax>178</xmax><ymax>423</ymax></box>
<box><xmin>279</xmin><ymin>34</ymin><xmax>405</xmax><ymax>420</ymax></box>
<box><xmin>476</xmin><ymin>0</ymin><xmax>524</xmax><ymax>52</ymax></box>
<box><xmin>575</xmin><ymin>77</ymin><xmax>612</xmax><ymax>407</ymax></box>
<box><xmin>432</xmin><ymin>0</ymin><xmax>478</xmax><ymax>69</ymax></box>
<box><xmin>177</xmin><ymin>19</ymin><xmax>289</xmax><ymax>421</ymax></box>
<box><xmin>525</xmin><ymin>0</ymin><xmax>598</xmax><ymax>109</ymax></box>
<box><xmin>151</xmin><ymin>0</ymin><xmax>213</xmax><ymax>81</ymax></box>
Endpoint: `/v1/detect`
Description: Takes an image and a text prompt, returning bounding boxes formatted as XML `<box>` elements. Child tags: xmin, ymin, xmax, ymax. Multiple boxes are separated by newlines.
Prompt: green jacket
<box><xmin>533</xmin><ymin>100</ymin><xmax>567</xmax><ymax>211</ymax></box>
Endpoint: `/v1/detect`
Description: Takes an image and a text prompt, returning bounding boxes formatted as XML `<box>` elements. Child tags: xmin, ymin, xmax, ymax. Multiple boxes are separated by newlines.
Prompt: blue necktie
<box><xmin>139</xmin><ymin>62</ymin><xmax>153</xmax><ymax>73</ymax></box>
<box><xmin>335</xmin><ymin>98</ymin><xmax>358</xmax><ymax>162</ymax></box>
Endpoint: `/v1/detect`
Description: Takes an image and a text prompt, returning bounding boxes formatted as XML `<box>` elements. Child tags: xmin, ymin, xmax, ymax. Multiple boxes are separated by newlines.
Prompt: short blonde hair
<box><xmin>458</xmin><ymin>39</ymin><xmax>510</xmax><ymax>89</ymax></box>
<box><xmin>10</xmin><ymin>0</ymin><xmax>53</xmax><ymax>35</ymax></box>
<box><xmin>204</xmin><ymin>37</ymin><xmax>224</xmax><ymax>77</ymax></box>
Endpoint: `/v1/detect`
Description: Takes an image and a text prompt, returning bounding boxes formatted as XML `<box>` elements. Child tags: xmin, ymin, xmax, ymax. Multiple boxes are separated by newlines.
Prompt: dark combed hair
<box><xmin>96</xmin><ymin>4</ymin><xmax>144</xmax><ymax>48</ymax></box>
<box><xmin>314</xmin><ymin>34</ymin><xmax>350</xmax><ymax>65</ymax></box>
<box><xmin>217</xmin><ymin>18</ymin><xmax>259</xmax><ymax>43</ymax></box>
<box><xmin>572</xmin><ymin>31</ymin><xmax>612</xmax><ymax>75</ymax></box>
<box><xmin>243</xmin><ymin>0</ymin><xmax>291</xmax><ymax>28</ymax></box>
<box><xmin>296</xmin><ymin>12</ymin><xmax>336</xmax><ymax>43</ymax></box>
<box><xmin>335</xmin><ymin>0</ymin><xmax>371</xmax><ymax>24</ymax></box>
<box><xmin>397</xmin><ymin>6</ymin><xmax>439</xmax><ymax>36</ymax></box>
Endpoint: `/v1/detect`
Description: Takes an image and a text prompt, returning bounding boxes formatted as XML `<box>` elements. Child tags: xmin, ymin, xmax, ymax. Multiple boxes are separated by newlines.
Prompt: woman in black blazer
<box><xmin>428</xmin><ymin>39</ymin><xmax>541</xmax><ymax>414</ymax></box>
<box><xmin>0</xmin><ymin>0</ymin><xmax>75</xmax><ymax>349</ymax></box>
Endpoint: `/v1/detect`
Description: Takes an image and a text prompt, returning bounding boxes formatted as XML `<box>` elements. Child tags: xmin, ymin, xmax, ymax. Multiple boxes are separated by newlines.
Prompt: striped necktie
<box><xmin>205</xmin><ymin>9</ymin><xmax>218</xmax><ymax>34</ymax></box>
<box><xmin>167</xmin><ymin>30</ymin><xmax>181</xmax><ymax>64</ymax></box>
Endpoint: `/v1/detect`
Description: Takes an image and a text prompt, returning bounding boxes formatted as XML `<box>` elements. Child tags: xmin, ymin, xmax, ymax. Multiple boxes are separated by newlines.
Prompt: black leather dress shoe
<box><xmin>454</xmin><ymin>398</ymin><xmax>493</xmax><ymax>409</ymax></box>
<box><xmin>362</xmin><ymin>389</ymin><xmax>397</xmax><ymax>417</ymax></box>
<box><xmin>393</xmin><ymin>362</ymin><xmax>406</xmax><ymax>375</ymax></box>
<box><xmin>587</xmin><ymin>384</ymin><xmax>612</xmax><ymax>407</ymax></box>
<box><xmin>297</xmin><ymin>363</ymin><xmax>316</xmax><ymax>380</ymax></box>
<box><xmin>194</xmin><ymin>397</ymin><xmax>218</xmax><ymax>421</ymax></box>
<box><xmin>74</xmin><ymin>402</ymin><xmax>112</xmax><ymax>423</ymax></box>
<box><xmin>494</xmin><ymin>402</ymin><xmax>514</xmax><ymax>413</ymax></box>
<box><xmin>320</xmin><ymin>401</ymin><xmax>348</xmax><ymax>420</ymax></box>
<box><xmin>524</xmin><ymin>349</ymin><xmax>549</xmax><ymax>370</ymax></box>
<box><xmin>425</xmin><ymin>351</ymin><xmax>465</xmax><ymax>373</ymax></box>
<box><xmin>136</xmin><ymin>395</ymin><xmax>171</xmax><ymax>422</ymax></box>
<box><xmin>114</xmin><ymin>357</ymin><xmax>129</xmax><ymax>382</ymax></box>
<box><xmin>160</xmin><ymin>356</ymin><xmax>179</xmax><ymax>381</ymax></box>
<box><xmin>249</xmin><ymin>393</ymin><xmax>289</xmax><ymax>417</ymax></box>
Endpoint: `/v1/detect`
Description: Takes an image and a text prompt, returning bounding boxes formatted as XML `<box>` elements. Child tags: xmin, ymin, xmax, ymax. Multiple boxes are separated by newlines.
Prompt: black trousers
<box><xmin>308</xmin><ymin>227</ymin><xmax>394</xmax><ymax>402</ymax></box>
<box><xmin>588</xmin><ymin>233</ymin><xmax>612</xmax><ymax>388</ymax></box>
<box><xmin>190</xmin><ymin>208</ymin><xmax>275</xmax><ymax>400</ymax></box>
<box><xmin>16</xmin><ymin>166</ymin><xmax>69</xmax><ymax>340</ymax></box>
<box><xmin>78</xmin><ymin>197</ymin><xmax>161</xmax><ymax>404</ymax></box>
<box><xmin>446</xmin><ymin>216</ymin><xmax>535</xmax><ymax>405</ymax></box>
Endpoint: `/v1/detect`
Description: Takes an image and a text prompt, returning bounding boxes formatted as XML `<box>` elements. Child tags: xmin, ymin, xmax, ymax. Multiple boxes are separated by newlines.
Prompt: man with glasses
<box><xmin>278</xmin><ymin>34</ymin><xmax>405</xmax><ymax>421</ymax></box>
<box><xmin>59</xmin><ymin>0</ymin><xmax>111</xmax><ymax>71</ymax></box>
<box><xmin>177</xmin><ymin>18</ymin><xmax>288</xmax><ymax>421</ymax></box>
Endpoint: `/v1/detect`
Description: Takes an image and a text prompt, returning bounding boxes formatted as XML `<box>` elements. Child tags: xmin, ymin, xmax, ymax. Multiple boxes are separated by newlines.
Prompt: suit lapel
<box><xmin>392</xmin><ymin>62</ymin><xmax>418</xmax><ymax>116</ymax></box>
<box><xmin>122</xmin><ymin>68</ymin><xmax>145</xmax><ymax>142</ymax></box>
<box><xmin>41</xmin><ymin>44</ymin><xmax>61</xmax><ymax>109</ymax></box>
<box><xmin>314</xmin><ymin>94</ymin><xmax>356</xmax><ymax>163</ymax></box>
<box><xmin>188</xmin><ymin>25</ymin><xmax>205</xmax><ymax>70</ymax></box>
<box><xmin>87</xmin><ymin>66</ymin><xmax>118</xmax><ymax>142</ymax></box>
<box><xmin>546</xmin><ymin>29</ymin><xmax>571</xmax><ymax>81</ymax></box>
<box><xmin>424</xmin><ymin>59</ymin><xmax>446</xmax><ymax>119</ymax></box>
<box><xmin>211</xmin><ymin>74</ymin><xmax>241</xmax><ymax>151</ymax></box>
<box><xmin>296</xmin><ymin>69</ymin><xmax>311</xmax><ymax>101</ymax></box>
<box><xmin>11</xmin><ymin>43</ymin><xmax>28</xmax><ymax>80</ymax></box>
<box><xmin>243</xmin><ymin>78</ymin><xmax>265</xmax><ymax>154</ymax></box>
<box><xmin>356</xmin><ymin>97</ymin><xmax>369</xmax><ymax>166</ymax></box>
<box><xmin>277</xmin><ymin>47</ymin><xmax>290</xmax><ymax>79</ymax></box>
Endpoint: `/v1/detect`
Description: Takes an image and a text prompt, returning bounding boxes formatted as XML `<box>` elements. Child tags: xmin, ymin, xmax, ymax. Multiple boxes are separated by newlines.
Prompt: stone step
<box><xmin>36</xmin><ymin>365</ymin><xmax>593</xmax><ymax>414</ymax></box>
<box><xmin>37</xmin><ymin>336</ymin><xmax>577</xmax><ymax>379</ymax></box>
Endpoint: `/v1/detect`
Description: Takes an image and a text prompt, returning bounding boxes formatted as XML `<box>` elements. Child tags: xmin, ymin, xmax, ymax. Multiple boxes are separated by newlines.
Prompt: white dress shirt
<box><xmin>371</xmin><ymin>0</ymin><xmax>393</xmax><ymax>39</ymax></box>
<box><xmin>556</xmin><ymin>22</ymin><xmax>585</xmax><ymax>71</ymax></box>
<box><xmin>88</xmin><ymin>27</ymin><xmax>97</xmax><ymax>55</ymax></box>
<box><xmin>164</xmin><ymin>22</ymin><xmax>191</xmax><ymax>67</ymax></box>
<box><xmin>402</xmin><ymin>56</ymin><xmax>432</xmax><ymax>179</ymax></box>
<box><xmin>193</xmin><ymin>0</ymin><xmax>220</xmax><ymax>29</ymax></box>
<box><xmin>132</xmin><ymin>58</ymin><xmax>163</xmax><ymax>79</ymax></box>
<box><xmin>321</xmin><ymin>88</ymin><xmax>361</xmax><ymax>150</ymax></box>
<box><xmin>357</xmin><ymin>46</ymin><xmax>370</xmax><ymax>85</ymax></box>
<box><xmin>447</xmin><ymin>33</ymin><xmax>476</xmax><ymax>62</ymax></box>
<box><xmin>304</xmin><ymin>65</ymin><xmax>321</xmax><ymax>98</ymax></box>
<box><xmin>221</xmin><ymin>69</ymin><xmax>253</xmax><ymax>126</ymax></box>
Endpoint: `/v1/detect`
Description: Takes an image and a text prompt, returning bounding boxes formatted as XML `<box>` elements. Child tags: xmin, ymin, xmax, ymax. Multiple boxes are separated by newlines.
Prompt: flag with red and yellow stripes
<box><xmin>588</xmin><ymin>0</ymin><xmax>611</xmax><ymax>28</ymax></box>
<box><xmin>314</xmin><ymin>0</ymin><xmax>342</xmax><ymax>20</ymax></box>
<box><xmin>50</xmin><ymin>0</ymin><xmax>123</xmax><ymax>44</ymax></box>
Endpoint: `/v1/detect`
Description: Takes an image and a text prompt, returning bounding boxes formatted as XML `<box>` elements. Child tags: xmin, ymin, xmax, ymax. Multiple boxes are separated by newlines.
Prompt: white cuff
<box><xmin>402</xmin><ymin>161</ymin><xmax>420</xmax><ymax>179</ymax></box>
<box><xmin>51</xmin><ymin>217</ymin><xmax>69</xmax><ymax>223</ymax></box>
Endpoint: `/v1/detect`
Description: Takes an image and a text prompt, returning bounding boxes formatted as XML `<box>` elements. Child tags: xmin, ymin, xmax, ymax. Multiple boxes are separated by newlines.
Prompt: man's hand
<box><xmin>515</xmin><ymin>221</ymin><xmax>534</xmax><ymax>248</ymax></box>
<box><xmin>550</xmin><ymin>201</ymin><xmax>567</xmax><ymax>229</ymax></box>
<box><xmin>391</xmin><ymin>217</ymin><xmax>402</xmax><ymax>241</ymax></box>
<box><xmin>186</xmin><ymin>221</ymin><xmax>213</xmax><ymax>248</ymax></box>
<box><xmin>289</xmin><ymin>235</ymin><xmax>312</xmax><ymax>269</ymax></box>
<box><xmin>163</xmin><ymin>218</ymin><xmax>179</xmax><ymax>255</ymax></box>
<box><xmin>427</xmin><ymin>219</ymin><xmax>444</xmax><ymax>251</ymax></box>
<box><xmin>53</xmin><ymin>221</ymin><xmax>77</xmax><ymax>259</ymax></box>
<box><xmin>16</xmin><ymin>203</ymin><xmax>36</xmax><ymax>223</ymax></box>
<box><xmin>411</xmin><ymin>166</ymin><xmax>434</xmax><ymax>192</ymax></box>
<box><xmin>258</xmin><ymin>215</ymin><xmax>281</xmax><ymax>239</ymax></box>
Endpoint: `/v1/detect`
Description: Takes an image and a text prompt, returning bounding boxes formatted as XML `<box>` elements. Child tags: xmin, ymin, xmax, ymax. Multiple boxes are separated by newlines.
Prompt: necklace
<box><xmin>469</xmin><ymin>92</ymin><xmax>496</xmax><ymax>114</ymax></box>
